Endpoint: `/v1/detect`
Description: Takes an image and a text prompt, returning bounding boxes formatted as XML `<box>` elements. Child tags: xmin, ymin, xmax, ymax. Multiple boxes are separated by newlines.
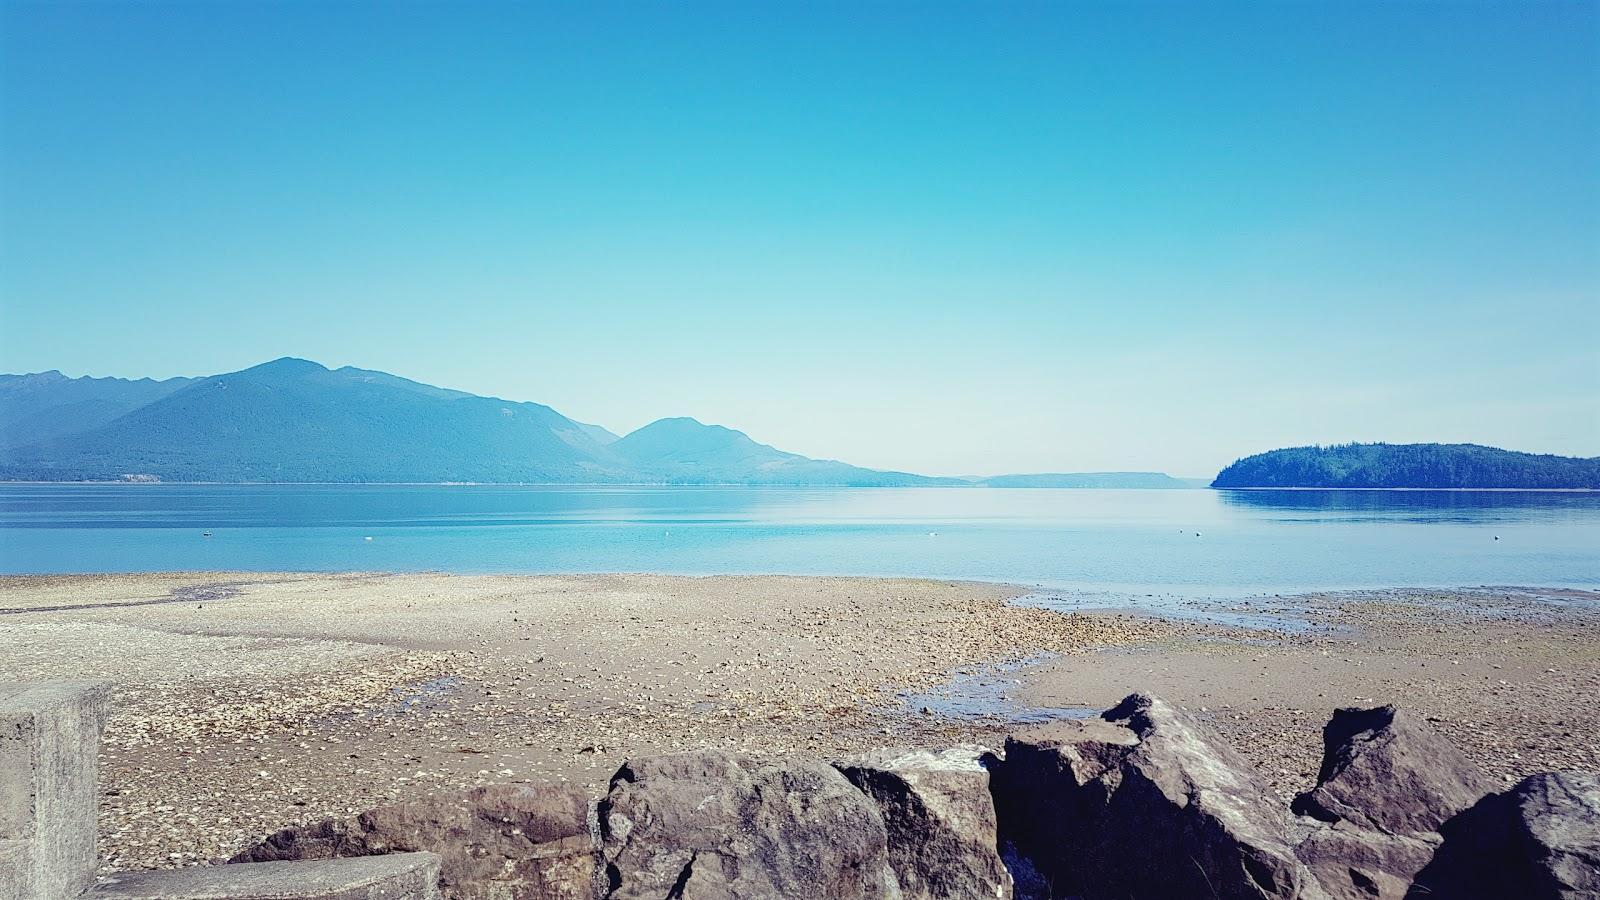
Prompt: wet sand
<box><xmin>0</xmin><ymin>573</ymin><xmax>1594</xmax><ymax>873</ymax></box>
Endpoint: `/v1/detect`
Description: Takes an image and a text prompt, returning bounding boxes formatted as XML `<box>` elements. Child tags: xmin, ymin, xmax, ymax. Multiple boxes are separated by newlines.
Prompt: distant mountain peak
<box><xmin>643</xmin><ymin>416</ymin><xmax>716</xmax><ymax>430</ymax></box>
<box><xmin>620</xmin><ymin>417</ymin><xmax>770</xmax><ymax>450</ymax></box>
<box><xmin>239</xmin><ymin>357</ymin><xmax>328</xmax><ymax>377</ymax></box>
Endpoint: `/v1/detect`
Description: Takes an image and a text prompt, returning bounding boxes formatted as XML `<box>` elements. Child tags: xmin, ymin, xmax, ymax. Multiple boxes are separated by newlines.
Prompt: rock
<box><xmin>1292</xmin><ymin>706</ymin><xmax>1492</xmax><ymax>835</ymax></box>
<box><xmin>834</xmin><ymin>746</ymin><xmax>1012</xmax><ymax>900</ymax></box>
<box><xmin>232</xmin><ymin>783</ymin><xmax>597</xmax><ymax>900</ymax></box>
<box><xmin>1294</xmin><ymin>823</ymin><xmax>1439</xmax><ymax>900</ymax></box>
<box><xmin>997</xmin><ymin>840</ymin><xmax>1050</xmax><ymax>900</ymax></box>
<box><xmin>84</xmin><ymin>852</ymin><xmax>443</xmax><ymax>900</ymax></box>
<box><xmin>598</xmin><ymin>749</ymin><xmax>898</xmax><ymax>899</ymax></box>
<box><xmin>1411</xmin><ymin>771</ymin><xmax>1600</xmax><ymax>899</ymax></box>
<box><xmin>991</xmin><ymin>693</ymin><xmax>1312</xmax><ymax>899</ymax></box>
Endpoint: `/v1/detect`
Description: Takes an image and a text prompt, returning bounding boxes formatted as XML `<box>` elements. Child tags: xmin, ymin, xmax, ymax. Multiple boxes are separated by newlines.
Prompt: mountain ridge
<box><xmin>0</xmin><ymin>369</ymin><xmax>198</xmax><ymax>447</ymax></box>
<box><xmin>0</xmin><ymin>359</ymin><xmax>948</xmax><ymax>485</ymax></box>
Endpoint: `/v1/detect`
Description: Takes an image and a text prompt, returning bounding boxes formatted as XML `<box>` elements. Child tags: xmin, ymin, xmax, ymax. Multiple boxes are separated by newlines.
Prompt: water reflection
<box><xmin>1215</xmin><ymin>489</ymin><xmax>1600</xmax><ymax>524</ymax></box>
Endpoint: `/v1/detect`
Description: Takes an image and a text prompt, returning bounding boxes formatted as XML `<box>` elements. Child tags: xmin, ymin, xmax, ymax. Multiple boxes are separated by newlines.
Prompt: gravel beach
<box><xmin>0</xmin><ymin>573</ymin><xmax>1594</xmax><ymax>873</ymax></box>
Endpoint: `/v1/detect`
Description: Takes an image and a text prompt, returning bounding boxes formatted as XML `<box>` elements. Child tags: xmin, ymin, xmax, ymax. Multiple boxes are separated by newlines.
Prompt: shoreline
<box><xmin>0</xmin><ymin>572</ymin><xmax>1595</xmax><ymax>872</ymax></box>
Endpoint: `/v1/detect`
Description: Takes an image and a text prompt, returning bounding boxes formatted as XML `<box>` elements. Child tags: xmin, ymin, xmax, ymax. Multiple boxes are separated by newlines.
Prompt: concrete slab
<box><xmin>1</xmin><ymin>839</ymin><xmax>29</xmax><ymax>900</ymax></box>
<box><xmin>0</xmin><ymin>681</ymin><xmax>112</xmax><ymax>900</ymax></box>
<box><xmin>83</xmin><ymin>853</ymin><xmax>442</xmax><ymax>900</ymax></box>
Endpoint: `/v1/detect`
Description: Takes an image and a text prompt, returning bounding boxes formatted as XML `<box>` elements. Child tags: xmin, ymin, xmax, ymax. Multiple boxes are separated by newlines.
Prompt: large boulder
<box><xmin>232</xmin><ymin>783</ymin><xmax>598</xmax><ymax>900</ymax></box>
<box><xmin>991</xmin><ymin>693</ymin><xmax>1313</xmax><ymax>900</ymax></box>
<box><xmin>834</xmin><ymin>746</ymin><xmax>1012</xmax><ymax>900</ymax></box>
<box><xmin>1294</xmin><ymin>824</ymin><xmax>1439</xmax><ymax>900</ymax></box>
<box><xmin>1410</xmin><ymin>771</ymin><xmax>1600</xmax><ymax>899</ymax></box>
<box><xmin>1292</xmin><ymin>706</ymin><xmax>1492</xmax><ymax>835</ymax></box>
<box><xmin>598</xmin><ymin>750</ymin><xmax>898</xmax><ymax>900</ymax></box>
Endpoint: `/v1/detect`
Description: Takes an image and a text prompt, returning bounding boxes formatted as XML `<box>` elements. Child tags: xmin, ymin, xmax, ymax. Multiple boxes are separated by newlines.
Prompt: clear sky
<box><xmin>2</xmin><ymin>1</ymin><xmax>1596</xmax><ymax>477</ymax></box>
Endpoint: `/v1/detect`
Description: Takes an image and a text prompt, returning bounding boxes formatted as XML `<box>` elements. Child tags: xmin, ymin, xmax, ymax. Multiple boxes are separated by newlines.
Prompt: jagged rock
<box><xmin>1294</xmin><ymin>823</ymin><xmax>1439</xmax><ymax>900</ymax></box>
<box><xmin>598</xmin><ymin>749</ymin><xmax>898</xmax><ymax>899</ymax></box>
<box><xmin>992</xmin><ymin>694</ymin><xmax>1312</xmax><ymax>899</ymax></box>
<box><xmin>835</xmin><ymin>746</ymin><xmax>1012</xmax><ymax>900</ymax></box>
<box><xmin>232</xmin><ymin>783</ymin><xmax>597</xmax><ymax>900</ymax></box>
<box><xmin>1411</xmin><ymin>771</ymin><xmax>1600</xmax><ymax>899</ymax></box>
<box><xmin>1292</xmin><ymin>706</ymin><xmax>1492</xmax><ymax>835</ymax></box>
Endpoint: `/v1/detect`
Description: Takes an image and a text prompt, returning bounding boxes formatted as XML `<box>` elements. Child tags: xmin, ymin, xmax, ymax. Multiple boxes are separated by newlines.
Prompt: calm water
<box><xmin>1</xmin><ymin>485</ymin><xmax>1596</xmax><ymax>602</ymax></box>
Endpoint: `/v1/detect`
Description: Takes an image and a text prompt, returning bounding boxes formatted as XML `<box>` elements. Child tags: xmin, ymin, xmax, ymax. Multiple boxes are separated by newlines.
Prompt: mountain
<box><xmin>0</xmin><ymin>370</ymin><xmax>196</xmax><ymax>446</ymax></box>
<box><xmin>0</xmin><ymin>359</ymin><xmax>930</xmax><ymax>484</ymax></box>
<box><xmin>609</xmin><ymin>417</ymin><xmax>946</xmax><ymax>486</ymax></box>
<box><xmin>975</xmin><ymin>472</ymin><xmax>1197</xmax><ymax>489</ymax></box>
<box><xmin>1212</xmin><ymin>443</ymin><xmax>1600</xmax><ymax>489</ymax></box>
<box><xmin>2</xmin><ymin>357</ymin><xmax>1208</xmax><ymax>486</ymax></box>
<box><xmin>0</xmin><ymin>358</ymin><xmax>628</xmax><ymax>483</ymax></box>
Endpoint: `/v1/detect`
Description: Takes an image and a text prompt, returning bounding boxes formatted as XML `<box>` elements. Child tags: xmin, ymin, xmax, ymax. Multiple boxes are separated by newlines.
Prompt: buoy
<box><xmin>364</xmin><ymin>536</ymin><xmax>373</xmax><ymax>541</ymax></box>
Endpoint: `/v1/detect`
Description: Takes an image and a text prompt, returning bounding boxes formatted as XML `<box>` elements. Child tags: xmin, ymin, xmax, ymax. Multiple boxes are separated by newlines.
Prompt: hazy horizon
<box><xmin>3</xmin><ymin>2</ymin><xmax>1596</xmax><ymax>476</ymax></box>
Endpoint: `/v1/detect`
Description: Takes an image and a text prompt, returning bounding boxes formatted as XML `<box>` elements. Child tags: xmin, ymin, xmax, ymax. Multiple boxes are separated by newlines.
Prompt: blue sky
<box><xmin>2</xmin><ymin>1</ymin><xmax>1595</xmax><ymax>476</ymax></box>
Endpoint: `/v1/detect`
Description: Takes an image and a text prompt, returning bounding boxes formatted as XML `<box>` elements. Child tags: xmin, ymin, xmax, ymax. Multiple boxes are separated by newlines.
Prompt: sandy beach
<box><xmin>0</xmin><ymin>572</ymin><xmax>1595</xmax><ymax>873</ymax></box>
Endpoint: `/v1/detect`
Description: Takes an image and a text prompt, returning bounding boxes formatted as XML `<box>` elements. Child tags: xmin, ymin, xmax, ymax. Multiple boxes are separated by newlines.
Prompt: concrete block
<box><xmin>83</xmin><ymin>853</ymin><xmax>442</xmax><ymax>900</ymax></box>
<box><xmin>0</xmin><ymin>681</ymin><xmax>112</xmax><ymax>900</ymax></box>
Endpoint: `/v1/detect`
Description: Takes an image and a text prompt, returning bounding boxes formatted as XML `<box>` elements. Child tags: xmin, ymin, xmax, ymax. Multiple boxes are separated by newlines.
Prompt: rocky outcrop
<box><xmin>1292</xmin><ymin>706</ymin><xmax>1492</xmax><ymax>835</ymax></box>
<box><xmin>231</xmin><ymin>783</ymin><xmax>598</xmax><ymax>900</ymax></box>
<box><xmin>207</xmin><ymin>695</ymin><xmax>1596</xmax><ymax>900</ymax></box>
<box><xmin>992</xmin><ymin>693</ymin><xmax>1312</xmax><ymax>900</ymax></box>
<box><xmin>597</xmin><ymin>749</ymin><xmax>898</xmax><ymax>900</ymax></box>
<box><xmin>835</xmin><ymin>746</ymin><xmax>1012</xmax><ymax>900</ymax></box>
<box><xmin>1411</xmin><ymin>771</ymin><xmax>1600</xmax><ymax>899</ymax></box>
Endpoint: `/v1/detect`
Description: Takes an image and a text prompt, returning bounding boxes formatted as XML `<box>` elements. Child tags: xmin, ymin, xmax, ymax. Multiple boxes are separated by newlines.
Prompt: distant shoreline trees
<box><xmin>1211</xmin><ymin>443</ymin><xmax>1600</xmax><ymax>489</ymax></box>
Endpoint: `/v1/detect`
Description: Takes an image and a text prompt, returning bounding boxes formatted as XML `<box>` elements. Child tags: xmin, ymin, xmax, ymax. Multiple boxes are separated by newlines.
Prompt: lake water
<box><xmin>2</xmin><ymin>485</ymin><xmax>1596</xmax><ymax>604</ymax></box>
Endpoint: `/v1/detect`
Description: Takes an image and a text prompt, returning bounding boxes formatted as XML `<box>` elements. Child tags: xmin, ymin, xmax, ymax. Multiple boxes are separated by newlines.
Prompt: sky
<box><xmin>1</xmin><ymin>2</ymin><xmax>1596</xmax><ymax>477</ymax></box>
